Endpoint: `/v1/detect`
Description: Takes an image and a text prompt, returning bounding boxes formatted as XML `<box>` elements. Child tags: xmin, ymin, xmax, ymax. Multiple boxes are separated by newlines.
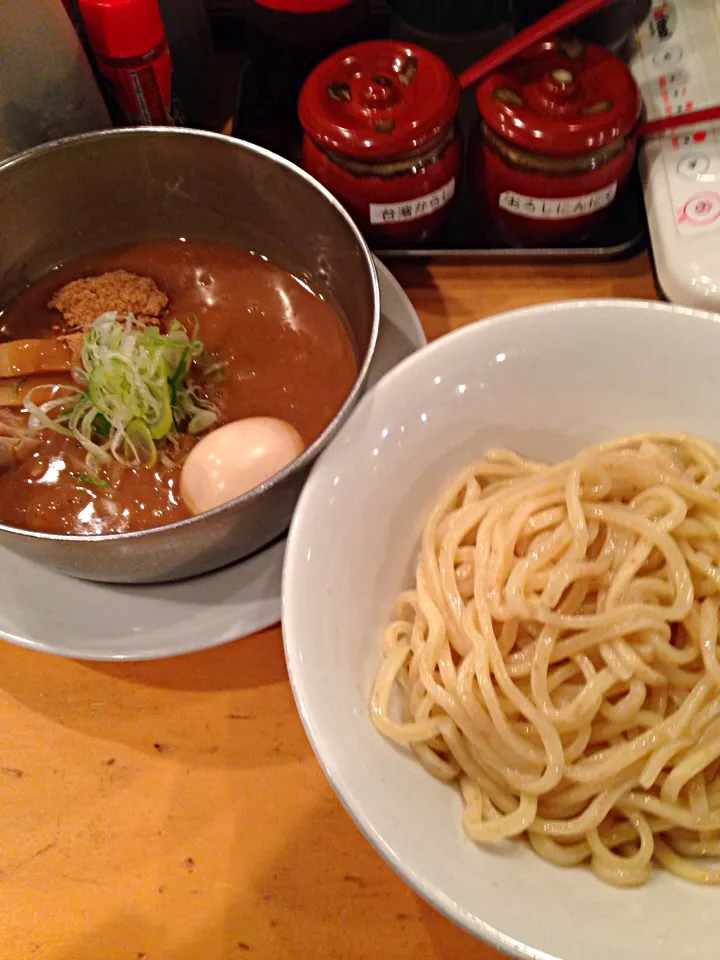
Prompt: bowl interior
<box><xmin>283</xmin><ymin>299</ymin><xmax>720</xmax><ymax>960</ymax></box>
<box><xmin>0</xmin><ymin>129</ymin><xmax>379</xmax><ymax>581</ymax></box>
<box><xmin>0</xmin><ymin>128</ymin><xmax>377</xmax><ymax>365</ymax></box>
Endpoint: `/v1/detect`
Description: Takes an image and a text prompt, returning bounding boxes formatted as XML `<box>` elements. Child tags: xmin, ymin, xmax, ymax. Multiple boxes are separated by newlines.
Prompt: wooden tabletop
<box><xmin>0</xmin><ymin>253</ymin><xmax>660</xmax><ymax>960</ymax></box>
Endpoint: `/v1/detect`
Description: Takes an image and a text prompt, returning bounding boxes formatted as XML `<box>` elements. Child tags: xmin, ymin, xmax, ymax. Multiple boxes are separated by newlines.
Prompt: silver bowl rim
<box><xmin>0</xmin><ymin>126</ymin><xmax>381</xmax><ymax>543</ymax></box>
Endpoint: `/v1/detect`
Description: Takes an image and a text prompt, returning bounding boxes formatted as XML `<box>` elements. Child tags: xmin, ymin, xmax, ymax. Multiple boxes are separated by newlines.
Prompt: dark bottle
<box><xmin>387</xmin><ymin>0</ymin><xmax>512</xmax><ymax>108</ymax></box>
<box><xmin>514</xmin><ymin>0</ymin><xmax>637</xmax><ymax>58</ymax></box>
<box><xmin>388</xmin><ymin>0</ymin><xmax>510</xmax><ymax>33</ymax></box>
<box><xmin>157</xmin><ymin>0</ymin><xmax>219</xmax><ymax>127</ymax></box>
<box><xmin>235</xmin><ymin>0</ymin><xmax>371</xmax><ymax>163</ymax></box>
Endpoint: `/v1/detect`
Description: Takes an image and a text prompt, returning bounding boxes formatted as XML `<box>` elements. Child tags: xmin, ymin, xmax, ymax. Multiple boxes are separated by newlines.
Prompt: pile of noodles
<box><xmin>372</xmin><ymin>433</ymin><xmax>720</xmax><ymax>887</ymax></box>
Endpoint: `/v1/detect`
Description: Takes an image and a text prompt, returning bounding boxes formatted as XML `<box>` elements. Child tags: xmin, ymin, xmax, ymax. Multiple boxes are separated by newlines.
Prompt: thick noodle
<box><xmin>371</xmin><ymin>433</ymin><xmax>720</xmax><ymax>887</ymax></box>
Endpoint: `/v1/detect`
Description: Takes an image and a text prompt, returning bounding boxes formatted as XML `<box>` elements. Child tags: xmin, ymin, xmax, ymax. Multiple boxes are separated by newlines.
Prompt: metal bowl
<box><xmin>0</xmin><ymin>128</ymin><xmax>380</xmax><ymax>583</ymax></box>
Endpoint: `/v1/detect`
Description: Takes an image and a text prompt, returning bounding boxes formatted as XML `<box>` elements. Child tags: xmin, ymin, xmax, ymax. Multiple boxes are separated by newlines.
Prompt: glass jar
<box><xmin>299</xmin><ymin>39</ymin><xmax>462</xmax><ymax>245</ymax></box>
<box><xmin>471</xmin><ymin>36</ymin><xmax>641</xmax><ymax>247</ymax></box>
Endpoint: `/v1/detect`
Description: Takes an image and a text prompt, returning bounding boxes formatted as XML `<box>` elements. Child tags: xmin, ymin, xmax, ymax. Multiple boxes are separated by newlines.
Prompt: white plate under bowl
<box><xmin>0</xmin><ymin>259</ymin><xmax>425</xmax><ymax>661</ymax></box>
<box><xmin>282</xmin><ymin>299</ymin><xmax>720</xmax><ymax>960</ymax></box>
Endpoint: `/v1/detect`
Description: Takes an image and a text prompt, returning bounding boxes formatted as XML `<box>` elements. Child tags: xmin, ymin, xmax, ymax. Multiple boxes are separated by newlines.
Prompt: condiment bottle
<box><xmin>471</xmin><ymin>36</ymin><xmax>641</xmax><ymax>247</ymax></box>
<box><xmin>299</xmin><ymin>40</ymin><xmax>462</xmax><ymax>245</ymax></box>
<box><xmin>237</xmin><ymin>0</ymin><xmax>371</xmax><ymax>162</ymax></box>
<box><xmin>388</xmin><ymin>0</ymin><xmax>512</xmax><ymax>76</ymax></box>
<box><xmin>78</xmin><ymin>0</ymin><xmax>179</xmax><ymax>126</ymax></box>
<box><xmin>157</xmin><ymin>0</ymin><xmax>218</xmax><ymax>127</ymax></box>
<box><xmin>514</xmin><ymin>0</ymin><xmax>637</xmax><ymax>59</ymax></box>
<box><xmin>0</xmin><ymin>0</ymin><xmax>110</xmax><ymax>162</ymax></box>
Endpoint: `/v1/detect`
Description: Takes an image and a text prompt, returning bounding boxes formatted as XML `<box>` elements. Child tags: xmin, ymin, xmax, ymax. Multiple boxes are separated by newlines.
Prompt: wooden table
<box><xmin>0</xmin><ymin>253</ymin><xmax>660</xmax><ymax>960</ymax></box>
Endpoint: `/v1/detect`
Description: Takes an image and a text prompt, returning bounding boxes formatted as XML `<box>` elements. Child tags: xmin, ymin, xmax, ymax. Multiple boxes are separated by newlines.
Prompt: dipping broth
<box><xmin>0</xmin><ymin>239</ymin><xmax>358</xmax><ymax>534</ymax></box>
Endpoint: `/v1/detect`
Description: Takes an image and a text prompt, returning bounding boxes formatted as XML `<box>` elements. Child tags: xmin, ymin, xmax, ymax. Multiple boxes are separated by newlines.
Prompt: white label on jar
<box><xmin>369</xmin><ymin>179</ymin><xmax>456</xmax><ymax>225</ymax></box>
<box><xmin>498</xmin><ymin>183</ymin><xmax>618</xmax><ymax>219</ymax></box>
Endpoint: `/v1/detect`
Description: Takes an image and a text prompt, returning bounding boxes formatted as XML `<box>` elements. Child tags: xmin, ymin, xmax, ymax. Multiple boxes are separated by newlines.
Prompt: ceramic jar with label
<box><xmin>471</xmin><ymin>36</ymin><xmax>641</xmax><ymax>247</ymax></box>
<box><xmin>299</xmin><ymin>40</ymin><xmax>462</xmax><ymax>244</ymax></box>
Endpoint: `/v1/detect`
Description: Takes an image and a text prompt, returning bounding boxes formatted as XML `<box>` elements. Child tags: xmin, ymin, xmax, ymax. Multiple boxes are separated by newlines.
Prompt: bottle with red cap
<box><xmin>78</xmin><ymin>0</ymin><xmax>179</xmax><ymax>126</ymax></box>
<box><xmin>236</xmin><ymin>0</ymin><xmax>371</xmax><ymax>161</ymax></box>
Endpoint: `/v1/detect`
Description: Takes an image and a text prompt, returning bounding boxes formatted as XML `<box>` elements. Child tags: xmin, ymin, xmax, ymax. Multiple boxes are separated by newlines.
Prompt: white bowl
<box><xmin>282</xmin><ymin>299</ymin><xmax>720</xmax><ymax>960</ymax></box>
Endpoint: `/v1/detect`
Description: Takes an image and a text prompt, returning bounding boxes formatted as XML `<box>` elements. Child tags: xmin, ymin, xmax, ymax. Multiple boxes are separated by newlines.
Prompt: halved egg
<box><xmin>180</xmin><ymin>417</ymin><xmax>306</xmax><ymax>515</ymax></box>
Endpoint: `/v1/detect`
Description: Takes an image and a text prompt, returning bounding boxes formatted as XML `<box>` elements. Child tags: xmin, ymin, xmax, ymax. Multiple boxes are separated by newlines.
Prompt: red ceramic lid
<box><xmin>299</xmin><ymin>40</ymin><xmax>460</xmax><ymax>159</ymax></box>
<box><xmin>475</xmin><ymin>36</ymin><xmax>641</xmax><ymax>156</ymax></box>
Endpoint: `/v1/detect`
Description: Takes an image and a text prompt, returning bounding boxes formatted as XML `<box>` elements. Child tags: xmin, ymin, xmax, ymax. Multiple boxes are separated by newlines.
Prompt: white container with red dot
<box><xmin>631</xmin><ymin>0</ymin><xmax>720</xmax><ymax>310</ymax></box>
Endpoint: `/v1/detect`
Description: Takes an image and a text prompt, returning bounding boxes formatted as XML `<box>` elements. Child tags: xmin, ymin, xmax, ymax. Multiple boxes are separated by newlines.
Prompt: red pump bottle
<box><xmin>78</xmin><ymin>0</ymin><xmax>176</xmax><ymax>126</ymax></box>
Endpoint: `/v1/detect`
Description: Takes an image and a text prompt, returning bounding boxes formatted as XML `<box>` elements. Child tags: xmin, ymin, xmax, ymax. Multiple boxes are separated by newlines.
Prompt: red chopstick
<box><xmin>458</xmin><ymin>0</ymin><xmax>617</xmax><ymax>90</ymax></box>
<box><xmin>638</xmin><ymin>104</ymin><xmax>720</xmax><ymax>137</ymax></box>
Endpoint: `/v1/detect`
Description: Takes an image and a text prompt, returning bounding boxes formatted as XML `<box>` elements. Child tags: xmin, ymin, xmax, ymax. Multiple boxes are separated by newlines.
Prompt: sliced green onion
<box><xmin>188</xmin><ymin>409</ymin><xmax>218</xmax><ymax>435</ymax></box>
<box><xmin>168</xmin><ymin>346</ymin><xmax>190</xmax><ymax>407</ymax></box>
<box><xmin>201</xmin><ymin>359</ymin><xmax>227</xmax><ymax>382</ymax></box>
<box><xmin>93</xmin><ymin>413</ymin><xmax>111</xmax><ymax>436</ymax></box>
<box><xmin>24</xmin><ymin>311</ymin><xmax>220</xmax><ymax>470</ymax></box>
<box><xmin>25</xmin><ymin>390</ymin><xmax>78</xmax><ymax>437</ymax></box>
<box><xmin>69</xmin><ymin>471</ymin><xmax>109</xmax><ymax>488</ymax></box>
<box><xmin>124</xmin><ymin>418</ymin><xmax>157</xmax><ymax>468</ymax></box>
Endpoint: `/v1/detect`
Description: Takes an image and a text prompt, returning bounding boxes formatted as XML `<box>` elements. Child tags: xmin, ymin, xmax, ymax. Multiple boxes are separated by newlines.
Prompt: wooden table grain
<box><xmin>0</xmin><ymin>253</ymin><xmax>660</xmax><ymax>960</ymax></box>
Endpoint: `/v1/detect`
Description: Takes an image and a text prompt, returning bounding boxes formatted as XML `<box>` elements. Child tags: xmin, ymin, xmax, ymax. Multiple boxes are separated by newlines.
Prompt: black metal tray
<box><xmin>228</xmin><ymin>23</ymin><xmax>648</xmax><ymax>265</ymax></box>
<box><xmin>373</xmin><ymin>164</ymin><xmax>648</xmax><ymax>263</ymax></box>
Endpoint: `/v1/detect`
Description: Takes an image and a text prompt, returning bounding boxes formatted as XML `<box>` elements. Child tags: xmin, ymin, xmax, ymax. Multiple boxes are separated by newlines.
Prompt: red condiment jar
<box><xmin>471</xmin><ymin>36</ymin><xmax>641</xmax><ymax>246</ymax></box>
<box><xmin>299</xmin><ymin>40</ymin><xmax>462</xmax><ymax>245</ymax></box>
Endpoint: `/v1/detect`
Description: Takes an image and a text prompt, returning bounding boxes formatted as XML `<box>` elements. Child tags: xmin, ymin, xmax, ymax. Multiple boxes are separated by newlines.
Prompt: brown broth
<box><xmin>0</xmin><ymin>239</ymin><xmax>358</xmax><ymax>534</ymax></box>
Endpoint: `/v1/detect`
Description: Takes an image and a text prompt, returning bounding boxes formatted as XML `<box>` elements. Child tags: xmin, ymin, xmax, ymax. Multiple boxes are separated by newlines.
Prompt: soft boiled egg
<box><xmin>180</xmin><ymin>417</ymin><xmax>306</xmax><ymax>515</ymax></box>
